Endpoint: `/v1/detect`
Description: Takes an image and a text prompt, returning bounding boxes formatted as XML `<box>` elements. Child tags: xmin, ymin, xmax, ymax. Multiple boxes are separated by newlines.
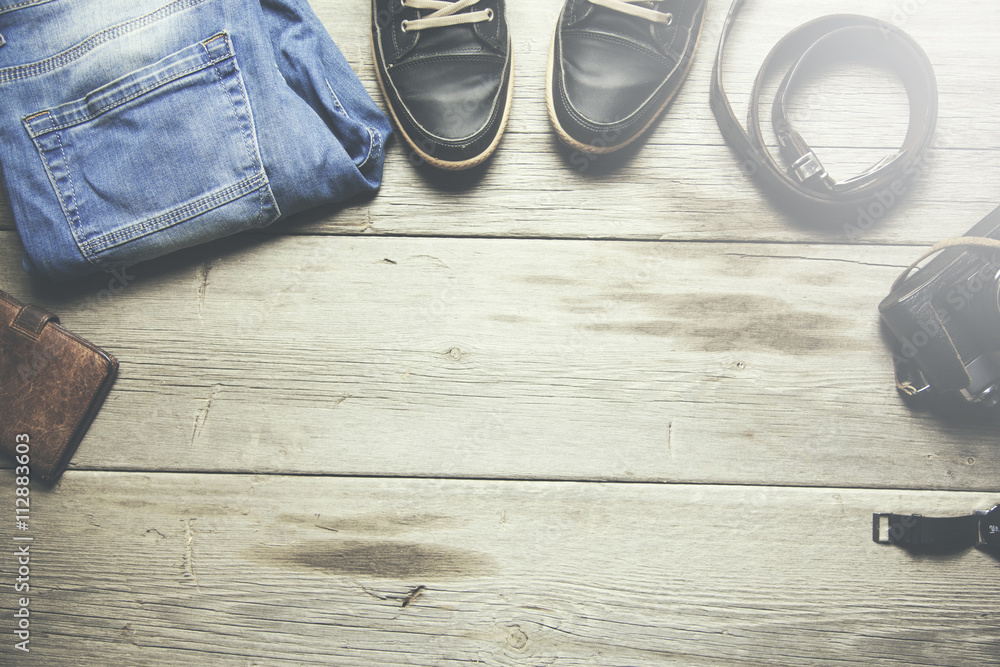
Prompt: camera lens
<box><xmin>976</xmin><ymin>382</ymin><xmax>1000</xmax><ymax>408</ymax></box>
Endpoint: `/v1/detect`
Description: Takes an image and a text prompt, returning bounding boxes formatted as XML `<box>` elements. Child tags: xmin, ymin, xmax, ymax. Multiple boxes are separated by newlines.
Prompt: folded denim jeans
<box><xmin>0</xmin><ymin>0</ymin><xmax>391</xmax><ymax>280</ymax></box>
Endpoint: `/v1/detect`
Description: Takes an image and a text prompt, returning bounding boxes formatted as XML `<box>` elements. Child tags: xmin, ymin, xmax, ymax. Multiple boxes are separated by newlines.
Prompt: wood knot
<box><xmin>448</xmin><ymin>347</ymin><xmax>463</xmax><ymax>360</ymax></box>
<box><xmin>506</xmin><ymin>625</ymin><xmax>529</xmax><ymax>650</ymax></box>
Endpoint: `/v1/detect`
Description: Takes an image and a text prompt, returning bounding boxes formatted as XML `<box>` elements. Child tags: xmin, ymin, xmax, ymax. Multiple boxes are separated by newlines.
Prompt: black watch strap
<box><xmin>980</xmin><ymin>506</ymin><xmax>1000</xmax><ymax>548</ymax></box>
<box><xmin>874</xmin><ymin>506</ymin><xmax>1000</xmax><ymax>550</ymax></box>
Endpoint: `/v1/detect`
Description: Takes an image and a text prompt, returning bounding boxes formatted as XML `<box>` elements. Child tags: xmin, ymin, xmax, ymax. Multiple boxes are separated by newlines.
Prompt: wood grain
<box><xmin>0</xmin><ymin>1</ymin><xmax>998</xmax><ymax>664</ymax></box>
<box><xmin>1</xmin><ymin>473</ymin><xmax>997</xmax><ymax>666</ymax></box>
<box><xmin>1</xmin><ymin>232</ymin><xmax>997</xmax><ymax>490</ymax></box>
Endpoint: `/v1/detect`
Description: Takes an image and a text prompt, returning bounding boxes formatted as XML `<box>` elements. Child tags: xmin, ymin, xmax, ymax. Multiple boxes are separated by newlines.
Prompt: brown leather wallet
<box><xmin>0</xmin><ymin>290</ymin><xmax>118</xmax><ymax>482</ymax></box>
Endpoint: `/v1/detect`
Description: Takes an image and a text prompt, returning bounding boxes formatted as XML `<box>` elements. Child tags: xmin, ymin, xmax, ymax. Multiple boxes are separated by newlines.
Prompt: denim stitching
<box><xmin>204</xmin><ymin>32</ymin><xmax>269</xmax><ymax>226</ymax></box>
<box><xmin>209</xmin><ymin>48</ymin><xmax>259</xmax><ymax>173</ymax></box>
<box><xmin>83</xmin><ymin>173</ymin><xmax>268</xmax><ymax>253</ymax></box>
<box><xmin>264</xmin><ymin>181</ymin><xmax>280</xmax><ymax>225</ymax></box>
<box><xmin>0</xmin><ymin>0</ymin><xmax>54</xmax><ymax>16</ymax></box>
<box><xmin>359</xmin><ymin>127</ymin><xmax>380</xmax><ymax>171</ymax></box>
<box><xmin>228</xmin><ymin>45</ymin><xmax>270</xmax><ymax>226</ymax></box>
<box><xmin>325</xmin><ymin>79</ymin><xmax>350</xmax><ymax>118</ymax></box>
<box><xmin>0</xmin><ymin>0</ymin><xmax>207</xmax><ymax>84</ymax></box>
<box><xmin>31</xmin><ymin>131</ymin><xmax>75</xmax><ymax>235</ymax></box>
<box><xmin>207</xmin><ymin>48</ymin><xmax>266</xmax><ymax>227</ymax></box>
<box><xmin>130</xmin><ymin>174</ymin><xmax>263</xmax><ymax>248</ymax></box>
<box><xmin>53</xmin><ymin>132</ymin><xmax>84</xmax><ymax>243</ymax></box>
<box><xmin>93</xmin><ymin>175</ymin><xmax>262</xmax><ymax>248</ymax></box>
<box><xmin>32</xmin><ymin>127</ymin><xmax>104</xmax><ymax>267</ymax></box>
<box><xmin>54</xmin><ymin>131</ymin><xmax>104</xmax><ymax>271</ymax></box>
<box><xmin>26</xmin><ymin>28</ymin><xmax>273</xmax><ymax>260</ymax></box>
<box><xmin>253</xmin><ymin>153</ymin><xmax>264</xmax><ymax>226</ymax></box>
<box><xmin>251</xmin><ymin>148</ymin><xmax>263</xmax><ymax>226</ymax></box>
<box><xmin>26</xmin><ymin>54</ymin><xmax>227</xmax><ymax>136</ymax></box>
<box><xmin>372</xmin><ymin>127</ymin><xmax>382</xmax><ymax>165</ymax></box>
<box><xmin>361</xmin><ymin>127</ymin><xmax>375</xmax><ymax>170</ymax></box>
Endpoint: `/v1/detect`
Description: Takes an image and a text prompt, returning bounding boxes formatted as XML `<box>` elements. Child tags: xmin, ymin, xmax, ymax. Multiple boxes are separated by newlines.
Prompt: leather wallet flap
<box><xmin>1</xmin><ymin>289</ymin><xmax>118</xmax><ymax>482</ymax></box>
<box><xmin>9</xmin><ymin>303</ymin><xmax>59</xmax><ymax>340</ymax></box>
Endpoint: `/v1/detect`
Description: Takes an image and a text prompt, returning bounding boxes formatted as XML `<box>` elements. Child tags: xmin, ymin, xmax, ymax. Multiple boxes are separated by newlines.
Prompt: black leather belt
<box><xmin>710</xmin><ymin>0</ymin><xmax>939</xmax><ymax>224</ymax></box>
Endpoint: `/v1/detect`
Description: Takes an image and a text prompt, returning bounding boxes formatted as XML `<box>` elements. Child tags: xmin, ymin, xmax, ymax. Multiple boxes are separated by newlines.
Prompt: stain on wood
<box><xmin>0</xmin><ymin>0</ymin><xmax>998</xmax><ymax>662</ymax></box>
<box><xmin>583</xmin><ymin>293</ymin><xmax>852</xmax><ymax>353</ymax></box>
<box><xmin>261</xmin><ymin>540</ymin><xmax>492</xmax><ymax>579</ymax></box>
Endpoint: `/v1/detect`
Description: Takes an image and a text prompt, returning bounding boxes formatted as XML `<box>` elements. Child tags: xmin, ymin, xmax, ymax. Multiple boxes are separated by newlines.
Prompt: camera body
<box><xmin>879</xmin><ymin>205</ymin><xmax>1000</xmax><ymax>408</ymax></box>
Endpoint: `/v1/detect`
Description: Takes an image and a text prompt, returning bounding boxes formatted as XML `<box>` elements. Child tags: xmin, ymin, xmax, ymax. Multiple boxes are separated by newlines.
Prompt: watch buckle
<box><xmin>873</xmin><ymin>513</ymin><xmax>892</xmax><ymax>544</ymax></box>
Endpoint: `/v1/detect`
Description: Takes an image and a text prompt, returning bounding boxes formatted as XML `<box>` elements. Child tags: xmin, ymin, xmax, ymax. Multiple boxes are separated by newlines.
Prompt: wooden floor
<box><xmin>2</xmin><ymin>0</ymin><xmax>999</xmax><ymax>664</ymax></box>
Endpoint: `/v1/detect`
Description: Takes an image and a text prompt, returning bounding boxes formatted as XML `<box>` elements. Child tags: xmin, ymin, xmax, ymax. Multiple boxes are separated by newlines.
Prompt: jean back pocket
<box><xmin>23</xmin><ymin>32</ymin><xmax>279</xmax><ymax>271</ymax></box>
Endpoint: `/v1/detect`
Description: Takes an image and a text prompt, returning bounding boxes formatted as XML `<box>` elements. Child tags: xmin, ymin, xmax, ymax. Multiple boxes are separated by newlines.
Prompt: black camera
<box><xmin>879</xmin><ymin>205</ymin><xmax>1000</xmax><ymax>408</ymax></box>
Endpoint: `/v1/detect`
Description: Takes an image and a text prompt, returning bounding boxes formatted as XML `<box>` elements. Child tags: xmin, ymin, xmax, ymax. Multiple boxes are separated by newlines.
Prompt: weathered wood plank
<box><xmin>1</xmin><ymin>1</ymin><xmax>998</xmax><ymax>244</ymax></box>
<box><xmin>2</xmin><ymin>232</ymin><xmax>997</xmax><ymax>489</ymax></box>
<box><xmin>1</xmin><ymin>473</ymin><xmax>996</xmax><ymax>666</ymax></box>
<box><xmin>0</xmin><ymin>3</ymin><xmax>997</xmax><ymax>665</ymax></box>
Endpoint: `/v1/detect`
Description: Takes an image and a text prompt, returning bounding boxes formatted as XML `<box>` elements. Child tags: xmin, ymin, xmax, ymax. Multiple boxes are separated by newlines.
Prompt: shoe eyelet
<box><xmin>400</xmin><ymin>19</ymin><xmax>409</xmax><ymax>32</ymax></box>
<box><xmin>485</xmin><ymin>8</ymin><xmax>494</xmax><ymax>21</ymax></box>
<box><xmin>663</xmin><ymin>12</ymin><xmax>674</xmax><ymax>26</ymax></box>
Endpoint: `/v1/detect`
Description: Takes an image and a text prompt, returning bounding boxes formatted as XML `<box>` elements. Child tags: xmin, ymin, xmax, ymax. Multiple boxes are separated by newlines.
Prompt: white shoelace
<box><xmin>589</xmin><ymin>0</ymin><xmax>673</xmax><ymax>24</ymax></box>
<box><xmin>401</xmin><ymin>0</ymin><xmax>494</xmax><ymax>32</ymax></box>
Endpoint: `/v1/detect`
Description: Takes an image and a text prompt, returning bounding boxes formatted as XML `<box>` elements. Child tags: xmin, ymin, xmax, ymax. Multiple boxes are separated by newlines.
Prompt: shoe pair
<box><xmin>372</xmin><ymin>0</ymin><xmax>707</xmax><ymax>170</ymax></box>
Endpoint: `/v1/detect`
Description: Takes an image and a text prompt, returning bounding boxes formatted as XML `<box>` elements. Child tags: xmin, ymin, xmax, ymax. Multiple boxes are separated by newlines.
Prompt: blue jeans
<box><xmin>0</xmin><ymin>0</ymin><xmax>391</xmax><ymax>280</ymax></box>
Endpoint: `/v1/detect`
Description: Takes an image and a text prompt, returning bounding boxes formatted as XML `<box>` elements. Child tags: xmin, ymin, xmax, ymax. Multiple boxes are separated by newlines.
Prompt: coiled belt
<box><xmin>710</xmin><ymin>0</ymin><xmax>939</xmax><ymax>225</ymax></box>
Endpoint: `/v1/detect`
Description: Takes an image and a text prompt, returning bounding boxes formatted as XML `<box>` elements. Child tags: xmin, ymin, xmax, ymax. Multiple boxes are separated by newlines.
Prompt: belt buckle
<box><xmin>789</xmin><ymin>151</ymin><xmax>827</xmax><ymax>184</ymax></box>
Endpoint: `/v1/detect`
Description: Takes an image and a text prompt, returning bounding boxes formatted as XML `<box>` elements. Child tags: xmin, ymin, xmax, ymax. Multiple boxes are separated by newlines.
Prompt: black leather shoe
<box><xmin>546</xmin><ymin>0</ymin><xmax>707</xmax><ymax>154</ymax></box>
<box><xmin>372</xmin><ymin>0</ymin><xmax>514</xmax><ymax>170</ymax></box>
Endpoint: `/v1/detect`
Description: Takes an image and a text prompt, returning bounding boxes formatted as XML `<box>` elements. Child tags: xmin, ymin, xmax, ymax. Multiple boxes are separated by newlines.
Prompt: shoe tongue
<box><xmin>412</xmin><ymin>24</ymin><xmax>492</xmax><ymax>57</ymax></box>
<box><xmin>576</xmin><ymin>5</ymin><xmax>664</xmax><ymax>53</ymax></box>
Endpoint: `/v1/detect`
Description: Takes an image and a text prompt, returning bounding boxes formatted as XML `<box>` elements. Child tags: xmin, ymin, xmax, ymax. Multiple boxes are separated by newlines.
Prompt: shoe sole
<box><xmin>545</xmin><ymin>7</ymin><xmax>706</xmax><ymax>155</ymax></box>
<box><xmin>370</xmin><ymin>25</ymin><xmax>515</xmax><ymax>171</ymax></box>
